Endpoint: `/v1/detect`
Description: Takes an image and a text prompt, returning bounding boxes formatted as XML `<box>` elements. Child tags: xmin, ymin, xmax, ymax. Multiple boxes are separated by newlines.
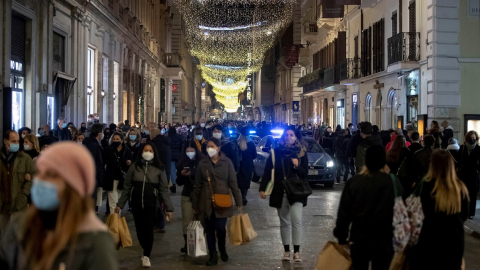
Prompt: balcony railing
<box><xmin>324</xmin><ymin>65</ymin><xmax>340</xmax><ymax>87</ymax></box>
<box><xmin>164</xmin><ymin>53</ymin><xmax>182</xmax><ymax>67</ymax></box>
<box><xmin>339</xmin><ymin>58</ymin><xmax>362</xmax><ymax>81</ymax></box>
<box><xmin>388</xmin><ymin>32</ymin><xmax>420</xmax><ymax>65</ymax></box>
<box><xmin>303</xmin><ymin>78</ymin><xmax>324</xmax><ymax>95</ymax></box>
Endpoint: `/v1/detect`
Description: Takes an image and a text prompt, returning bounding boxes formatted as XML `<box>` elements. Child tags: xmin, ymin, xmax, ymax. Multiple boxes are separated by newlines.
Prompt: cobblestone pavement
<box><xmin>102</xmin><ymin>183</ymin><xmax>480</xmax><ymax>270</ymax></box>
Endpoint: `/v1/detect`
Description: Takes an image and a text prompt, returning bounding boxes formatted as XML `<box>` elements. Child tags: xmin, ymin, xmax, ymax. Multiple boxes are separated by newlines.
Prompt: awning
<box><xmin>53</xmin><ymin>71</ymin><xmax>77</xmax><ymax>108</ymax></box>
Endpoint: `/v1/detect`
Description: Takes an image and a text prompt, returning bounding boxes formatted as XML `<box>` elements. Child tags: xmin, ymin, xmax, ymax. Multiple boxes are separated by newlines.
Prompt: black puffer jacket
<box><xmin>176</xmin><ymin>157</ymin><xmax>200</xmax><ymax>197</ymax></box>
<box><xmin>334</xmin><ymin>134</ymin><xmax>350</xmax><ymax>159</ymax></box>
<box><xmin>151</xmin><ymin>135</ymin><xmax>172</xmax><ymax>179</ymax></box>
<box><xmin>82</xmin><ymin>136</ymin><xmax>104</xmax><ymax>188</ymax></box>
<box><xmin>169</xmin><ymin>134</ymin><xmax>184</xmax><ymax>163</ymax></box>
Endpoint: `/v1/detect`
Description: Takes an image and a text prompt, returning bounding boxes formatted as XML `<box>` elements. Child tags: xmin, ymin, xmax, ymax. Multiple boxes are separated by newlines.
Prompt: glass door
<box><xmin>10</xmin><ymin>74</ymin><xmax>24</xmax><ymax>130</ymax></box>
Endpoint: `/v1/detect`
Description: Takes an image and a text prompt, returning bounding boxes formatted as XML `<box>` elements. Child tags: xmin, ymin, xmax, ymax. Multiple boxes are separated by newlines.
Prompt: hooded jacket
<box><xmin>441</xmin><ymin>126</ymin><xmax>454</xmax><ymax>149</ymax></box>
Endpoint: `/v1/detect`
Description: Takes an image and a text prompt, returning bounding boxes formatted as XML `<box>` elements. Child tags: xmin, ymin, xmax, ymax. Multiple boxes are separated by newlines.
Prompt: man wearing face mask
<box><xmin>212</xmin><ymin>125</ymin><xmax>240</xmax><ymax>172</ymax></box>
<box><xmin>0</xmin><ymin>130</ymin><xmax>36</xmax><ymax>239</ymax></box>
<box><xmin>52</xmin><ymin>117</ymin><xmax>72</xmax><ymax>141</ymax></box>
<box><xmin>141</xmin><ymin>122</ymin><xmax>156</xmax><ymax>144</ymax></box>
<box><xmin>82</xmin><ymin>124</ymin><xmax>105</xmax><ymax>214</ymax></box>
<box><xmin>38</xmin><ymin>124</ymin><xmax>58</xmax><ymax>149</ymax></box>
<box><xmin>168</xmin><ymin>127</ymin><xmax>185</xmax><ymax>193</ymax></box>
<box><xmin>191</xmin><ymin>127</ymin><xmax>208</xmax><ymax>155</ymax></box>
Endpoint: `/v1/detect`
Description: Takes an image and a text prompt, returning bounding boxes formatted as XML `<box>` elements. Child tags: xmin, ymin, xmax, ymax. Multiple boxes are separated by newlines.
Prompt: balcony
<box><xmin>387</xmin><ymin>32</ymin><xmax>420</xmax><ymax>66</ymax></box>
<box><xmin>164</xmin><ymin>53</ymin><xmax>182</xmax><ymax>67</ymax></box>
<box><xmin>324</xmin><ymin>65</ymin><xmax>340</xmax><ymax>87</ymax></box>
<box><xmin>339</xmin><ymin>58</ymin><xmax>362</xmax><ymax>81</ymax></box>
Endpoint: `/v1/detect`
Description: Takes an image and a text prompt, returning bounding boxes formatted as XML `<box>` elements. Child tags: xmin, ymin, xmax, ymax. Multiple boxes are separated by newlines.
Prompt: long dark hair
<box><xmin>387</xmin><ymin>135</ymin><xmax>406</xmax><ymax>162</ymax></box>
<box><xmin>179</xmin><ymin>140</ymin><xmax>204</xmax><ymax>166</ymax></box>
<box><xmin>134</xmin><ymin>142</ymin><xmax>164</xmax><ymax>170</ymax></box>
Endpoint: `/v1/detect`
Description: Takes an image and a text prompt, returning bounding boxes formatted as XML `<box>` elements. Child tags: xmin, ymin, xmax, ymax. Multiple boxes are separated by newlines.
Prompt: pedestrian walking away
<box><xmin>236</xmin><ymin>127</ymin><xmax>257</xmax><ymax>205</ymax></box>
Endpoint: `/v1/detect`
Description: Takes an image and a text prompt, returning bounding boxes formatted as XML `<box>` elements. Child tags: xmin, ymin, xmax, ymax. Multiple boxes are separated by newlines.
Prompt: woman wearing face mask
<box><xmin>23</xmin><ymin>134</ymin><xmax>40</xmax><ymax>161</ymax></box>
<box><xmin>101</xmin><ymin>128</ymin><xmax>111</xmax><ymax>149</ymax></box>
<box><xmin>18</xmin><ymin>127</ymin><xmax>31</xmax><ymax>151</ymax></box>
<box><xmin>125</xmin><ymin>128</ymin><xmax>141</xmax><ymax>158</ymax></box>
<box><xmin>103</xmin><ymin>132</ymin><xmax>132</xmax><ymax>216</ymax></box>
<box><xmin>114</xmin><ymin>142</ymin><xmax>173</xmax><ymax>268</ymax></box>
<box><xmin>236</xmin><ymin>127</ymin><xmax>257</xmax><ymax>205</ymax></box>
<box><xmin>192</xmin><ymin>138</ymin><xmax>242</xmax><ymax>266</ymax></box>
<box><xmin>76</xmin><ymin>133</ymin><xmax>85</xmax><ymax>145</ymax></box>
<box><xmin>259</xmin><ymin>126</ymin><xmax>308</xmax><ymax>262</ymax></box>
<box><xmin>69</xmin><ymin>126</ymin><xmax>79</xmax><ymax>143</ymax></box>
<box><xmin>0</xmin><ymin>142</ymin><xmax>118</xmax><ymax>269</ymax></box>
<box><xmin>456</xmin><ymin>130</ymin><xmax>480</xmax><ymax>219</ymax></box>
<box><xmin>176</xmin><ymin>140</ymin><xmax>204</xmax><ymax>254</ymax></box>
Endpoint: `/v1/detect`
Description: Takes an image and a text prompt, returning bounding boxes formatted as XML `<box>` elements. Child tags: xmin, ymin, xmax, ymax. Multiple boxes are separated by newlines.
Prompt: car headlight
<box><xmin>326</xmin><ymin>161</ymin><xmax>334</xmax><ymax>168</ymax></box>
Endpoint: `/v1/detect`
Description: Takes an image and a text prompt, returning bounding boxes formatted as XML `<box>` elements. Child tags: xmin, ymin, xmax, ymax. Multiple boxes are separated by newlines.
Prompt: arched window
<box><xmin>387</xmin><ymin>89</ymin><xmax>396</xmax><ymax>129</ymax></box>
<box><xmin>365</xmin><ymin>93</ymin><xmax>372</xmax><ymax>123</ymax></box>
<box><xmin>376</xmin><ymin>91</ymin><xmax>383</xmax><ymax>128</ymax></box>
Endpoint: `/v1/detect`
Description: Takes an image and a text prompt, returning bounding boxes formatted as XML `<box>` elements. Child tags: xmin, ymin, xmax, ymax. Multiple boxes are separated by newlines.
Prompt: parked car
<box><xmin>250</xmin><ymin>135</ymin><xmax>261</xmax><ymax>146</ymax></box>
<box><xmin>252</xmin><ymin>135</ymin><xmax>337</xmax><ymax>187</ymax></box>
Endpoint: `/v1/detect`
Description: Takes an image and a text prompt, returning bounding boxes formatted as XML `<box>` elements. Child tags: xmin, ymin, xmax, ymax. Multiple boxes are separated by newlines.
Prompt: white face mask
<box><xmin>77</xmin><ymin>142</ymin><xmax>83</xmax><ymax>145</ymax></box>
<box><xmin>213</xmin><ymin>132</ymin><xmax>222</xmax><ymax>139</ymax></box>
<box><xmin>192</xmin><ymin>125</ymin><xmax>196</xmax><ymax>129</ymax></box>
<box><xmin>24</xmin><ymin>144</ymin><xmax>31</xmax><ymax>151</ymax></box>
<box><xmin>186</xmin><ymin>152</ymin><xmax>196</xmax><ymax>159</ymax></box>
<box><xmin>195</xmin><ymin>135</ymin><xmax>203</xmax><ymax>141</ymax></box>
<box><xmin>201</xmin><ymin>123</ymin><xmax>206</xmax><ymax>128</ymax></box>
<box><xmin>206</xmin><ymin>125</ymin><xmax>210</xmax><ymax>129</ymax></box>
<box><xmin>207</xmin><ymin>148</ymin><xmax>218</xmax><ymax>157</ymax></box>
<box><xmin>21</xmin><ymin>134</ymin><xmax>26</xmax><ymax>139</ymax></box>
<box><xmin>142</xmin><ymin>152</ymin><xmax>154</xmax><ymax>161</ymax></box>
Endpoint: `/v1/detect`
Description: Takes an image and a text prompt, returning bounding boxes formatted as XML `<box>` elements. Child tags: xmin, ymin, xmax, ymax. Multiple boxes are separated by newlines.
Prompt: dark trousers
<box><xmin>336</xmin><ymin>158</ymin><xmax>350</xmax><ymax>182</ymax></box>
<box><xmin>350</xmin><ymin>242</ymin><xmax>393</xmax><ymax>270</ymax></box>
<box><xmin>469</xmin><ymin>190</ymin><xmax>477</xmax><ymax>217</ymax></box>
<box><xmin>155</xmin><ymin>200</ymin><xmax>165</xmax><ymax>229</ymax></box>
<box><xmin>132</xmin><ymin>205</ymin><xmax>156</xmax><ymax>257</ymax></box>
<box><xmin>349</xmin><ymin>158</ymin><xmax>356</xmax><ymax>176</ymax></box>
<box><xmin>205</xmin><ymin>211</ymin><xmax>227</xmax><ymax>254</ymax></box>
<box><xmin>240</xmin><ymin>188</ymin><xmax>248</xmax><ymax>203</ymax></box>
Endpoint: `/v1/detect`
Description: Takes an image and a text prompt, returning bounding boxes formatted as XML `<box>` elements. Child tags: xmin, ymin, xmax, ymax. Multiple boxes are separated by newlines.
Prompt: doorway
<box><xmin>352</xmin><ymin>94</ymin><xmax>358</xmax><ymax>128</ymax></box>
<box><xmin>336</xmin><ymin>99</ymin><xmax>345</xmax><ymax>128</ymax></box>
<box><xmin>323</xmin><ymin>98</ymin><xmax>329</xmax><ymax>125</ymax></box>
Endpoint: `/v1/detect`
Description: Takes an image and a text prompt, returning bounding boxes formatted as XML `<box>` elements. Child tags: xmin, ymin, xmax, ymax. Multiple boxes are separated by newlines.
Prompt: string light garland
<box><xmin>173</xmin><ymin>0</ymin><xmax>296</xmax><ymax>111</ymax></box>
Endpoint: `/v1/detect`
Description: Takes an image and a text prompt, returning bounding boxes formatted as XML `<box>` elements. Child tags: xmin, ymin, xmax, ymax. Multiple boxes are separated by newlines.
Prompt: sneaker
<box><xmin>293</xmin><ymin>252</ymin><xmax>302</xmax><ymax>262</ymax></box>
<box><xmin>282</xmin><ymin>251</ymin><xmax>291</xmax><ymax>261</ymax></box>
<box><xmin>142</xmin><ymin>256</ymin><xmax>151</xmax><ymax>268</ymax></box>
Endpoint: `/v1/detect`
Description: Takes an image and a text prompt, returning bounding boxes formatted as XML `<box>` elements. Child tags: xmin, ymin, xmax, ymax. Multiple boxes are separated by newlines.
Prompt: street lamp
<box><xmin>113</xmin><ymin>92</ymin><xmax>116</xmax><ymax>100</ymax></box>
<box><xmin>101</xmin><ymin>89</ymin><xmax>105</xmax><ymax>98</ymax></box>
<box><xmin>87</xmin><ymin>86</ymin><xmax>93</xmax><ymax>95</ymax></box>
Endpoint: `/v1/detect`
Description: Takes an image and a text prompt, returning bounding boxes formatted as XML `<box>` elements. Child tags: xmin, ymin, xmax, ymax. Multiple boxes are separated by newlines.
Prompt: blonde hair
<box><xmin>425</xmin><ymin>150</ymin><xmax>469</xmax><ymax>215</ymax></box>
<box><xmin>237</xmin><ymin>134</ymin><xmax>247</xmax><ymax>151</ymax></box>
<box><xmin>125</xmin><ymin>128</ymin><xmax>141</xmax><ymax>144</ymax></box>
<box><xmin>24</xmin><ymin>134</ymin><xmax>40</xmax><ymax>152</ymax></box>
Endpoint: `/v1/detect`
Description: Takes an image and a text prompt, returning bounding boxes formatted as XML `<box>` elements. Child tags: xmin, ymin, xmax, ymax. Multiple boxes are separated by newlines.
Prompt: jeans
<box><xmin>350</xmin><ymin>241</ymin><xmax>393</xmax><ymax>270</ymax></box>
<box><xmin>181</xmin><ymin>196</ymin><xmax>194</xmax><ymax>234</ymax></box>
<box><xmin>240</xmin><ymin>188</ymin><xmax>248</xmax><ymax>203</ymax></box>
<box><xmin>277</xmin><ymin>195</ymin><xmax>303</xmax><ymax>246</ymax></box>
<box><xmin>205</xmin><ymin>211</ymin><xmax>227</xmax><ymax>254</ymax></box>
<box><xmin>107</xmin><ymin>180</ymin><xmax>121</xmax><ymax>214</ymax></box>
<box><xmin>132</xmin><ymin>204</ymin><xmax>156</xmax><ymax>257</ymax></box>
<box><xmin>336</xmin><ymin>158</ymin><xmax>350</xmax><ymax>182</ymax></box>
<box><xmin>170</xmin><ymin>161</ymin><xmax>177</xmax><ymax>185</ymax></box>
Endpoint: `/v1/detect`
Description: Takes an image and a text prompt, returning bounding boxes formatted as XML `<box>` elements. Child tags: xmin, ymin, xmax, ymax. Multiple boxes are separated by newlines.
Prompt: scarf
<box><xmin>466</xmin><ymin>141</ymin><xmax>476</xmax><ymax>155</ymax></box>
<box><xmin>279</xmin><ymin>140</ymin><xmax>306</xmax><ymax>158</ymax></box>
<box><xmin>195</xmin><ymin>138</ymin><xmax>205</xmax><ymax>152</ymax></box>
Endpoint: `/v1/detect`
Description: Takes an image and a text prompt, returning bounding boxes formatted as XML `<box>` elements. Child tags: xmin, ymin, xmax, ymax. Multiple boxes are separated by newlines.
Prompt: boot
<box><xmin>206</xmin><ymin>252</ymin><xmax>218</xmax><ymax>266</ymax></box>
<box><xmin>180</xmin><ymin>234</ymin><xmax>187</xmax><ymax>253</ymax></box>
<box><xmin>219</xmin><ymin>247</ymin><xmax>229</xmax><ymax>262</ymax></box>
<box><xmin>170</xmin><ymin>184</ymin><xmax>176</xmax><ymax>193</ymax></box>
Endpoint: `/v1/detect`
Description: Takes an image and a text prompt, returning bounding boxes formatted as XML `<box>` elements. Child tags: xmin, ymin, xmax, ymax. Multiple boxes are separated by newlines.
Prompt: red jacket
<box><xmin>386</xmin><ymin>134</ymin><xmax>411</xmax><ymax>152</ymax></box>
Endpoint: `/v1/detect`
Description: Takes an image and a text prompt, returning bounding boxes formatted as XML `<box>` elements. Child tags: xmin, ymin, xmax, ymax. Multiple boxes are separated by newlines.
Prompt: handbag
<box><xmin>281</xmin><ymin>158</ymin><xmax>312</xmax><ymax>201</ymax></box>
<box><xmin>391</xmin><ymin>174</ymin><xmax>411</xmax><ymax>253</ymax></box>
<box><xmin>405</xmin><ymin>178</ymin><xmax>425</xmax><ymax>246</ymax></box>
<box><xmin>206</xmin><ymin>169</ymin><xmax>233</xmax><ymax>209</ymax></box>
<box><xmin>265</xmin><ymin>149</ymin><xmax>275</xmax><ymax>196</ymax></box>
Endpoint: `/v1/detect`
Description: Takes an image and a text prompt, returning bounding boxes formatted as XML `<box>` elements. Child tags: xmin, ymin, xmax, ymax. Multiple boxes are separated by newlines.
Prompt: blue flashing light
<box><xmin>229</xmin><ymin>130</ymin><xmax>233</xmax><ymax>134</ymax></box>
<box><xmin>249</xmin><ymin>130</ymin><xmax>256</xmax><ymax>134</ymax></box>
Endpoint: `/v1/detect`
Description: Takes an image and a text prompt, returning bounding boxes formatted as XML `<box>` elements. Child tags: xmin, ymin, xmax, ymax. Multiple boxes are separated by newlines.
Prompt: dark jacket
<box><xmin>126</xmin><ymin>141</ymin><xmax>141</xmax><ymax>160</ymax></box>
<box><xmin>82</xmin><ymin>136</ymin><xmax>104</xmax><ymax>188</ymax></box>
<box><xmin>202</xmin><ymin>127</ymin><xmax>210</xmax><ymax>140</ymax></box>
<box><xmin>38</xmin><ymin>134</ymin><xmax>58</xmax><ymax>148</ymax></box>
<box><xmin>411</xmin><ymin>146</ymin><xmax>434</xmax><ymax>183</ymax></box>
<box><xmin>102</xmin><ymin>144</ymin><xmax>132</xmax><ymax>191</ymax></box>
<box><xmin>236</xmin><ymin>140</ymin><xmax>257</xmax><ymax>189</ymax></box>
<box><xmin>259</xmin><ymin>146</ymin><xmax>309</xmax><ymax>208</ymax></box>
<box><xmin>24</xmin><ymin>150</ymin><xmax>39</xmax><ymax>161</ymax></box>
<box><xmin>386</xmin><ymin>148</ymin><xmax>410</xmax><ymax>175</ymax></box>
<box><xmin>151</xmin><ymin>135</ymin><xmax>172</xmax><ymax>179</ymax></box>
<box><xmin>456</xmin><ymin>144</ymin><xmax>480</xmax><ymax>192</ymax></box>
<box><xmin>192</xmin><ymin>154</ymin><xmax>242</xmax><ymax>219</ymax></box>
<box><xmin>408</xmin><ymin>142</ymin><xmax>423</xmax><ymax>155</ymax></box>
<box><xmin>52</xmin><ymin>127</ymin><xmax>72</xmax><ymax>141</ymax></box>
<box><xmin>408</xmin><ymin>180</ymin><xmax>469</xmax><ymax>270</ymax></box>
<box><xmin>169</xmin><ymin>134</ymin><xmax>184</xmax><ymax>163</ymax></box>
<box><xmin>441</xmin><ymin>126</ymin><xmax>454</xmax><ymax>149</ymax></box>
<box><xmin>333</xmin><ymin>134</ymin><xmax>349</xmax><ymax>160</ymax></box>
<box><xmin>117</xmin><ymin>160</ymin><xmax>173</xmax><ymax>212</ymax></box>
<box><xmin>355</xmin><ymin>135</ymin><xmax>383</xmax><ymax>173</ymax></box>
<box><xmin>347</xmin><ymin>132</ymin><xmax>363</xmax><ymax>159</ymax></box>
<box><xmin>221</xmin><ymin>139</ymin><xmax>240</xmax><ymax>172</ymax></box>
<box><xmin>176</xmin><ymin>157</ymin><xmax>200</xmax><ymax>197</ymax></box>
<box><xmin>334</xmin><ymin>172</ymin><xmax>403</xmax><ymax>245</ymax></box>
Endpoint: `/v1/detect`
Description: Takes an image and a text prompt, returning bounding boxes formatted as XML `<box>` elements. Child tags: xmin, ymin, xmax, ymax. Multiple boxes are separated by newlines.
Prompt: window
<box><xmin>361</xmin><ymin>27</ymin><xmax>372</xmax><ymax>76</ymax></box>
<box><xmin>87</xmin><ymin>48</ymin><xmax>95</xmax><ymax>115</ymax></box>
<box><xmin>47</xmin><ymin>96</ymin><xmax>55</xmax><ymax>128</ymax></box>
<box><xmin>387</xmin><ymin>90</ymin><xmax>396</xmax><ymax>129</ymax></box>
<box><xmin>365</xmin><ymin>93</ymin><xmax>372</xmax><ymax>123</ymax></box>
<box><xmin>373</xmin><ymin>18</ymin><xmax>385</xmax><ymax>73</ymax></box>
<box><xmin>114</xmin><ymin>62</ymin><xmax>120</xmax><ymax>123</ymax></box>
<box><xmin>102</xmin><ymin>56</ymin><xmax>109</xmax><ymax>92</ymax></box>
<box><xmin>392</xmin><ymin>11</ymin><xmax>398</xmax><ymax>36</ymax></box>
<box><xmin>53</xmin><ymin>32</ymin><xmax>65</xmax><ymax>72</ymax></box>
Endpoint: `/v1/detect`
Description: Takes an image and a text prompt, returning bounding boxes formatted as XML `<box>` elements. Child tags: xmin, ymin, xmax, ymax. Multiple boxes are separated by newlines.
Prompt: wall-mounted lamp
<box><xmin>113</xmin><ymin>93</ymin><xmax>116</xmax><ymax>100</ymax></box>
<box><xmin>101</xmin><ymin>90</ymin><xmax>105</xmax><ymax>98</ymax></box>
<box><xmin>87</xmin><ymin>86</ymin><xmax>93</xmax><ymax>95</ymax></box>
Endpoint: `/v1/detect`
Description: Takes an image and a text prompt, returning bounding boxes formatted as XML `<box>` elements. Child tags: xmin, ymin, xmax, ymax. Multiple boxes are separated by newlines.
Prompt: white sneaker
<box><xmin>142</xmin><ymin>256</ymin><xmax>151</xmax><ymax>268</ymax></box>
<box><xmin>293</xmin><ymin>252</ymin><xmax>302</xmax><ymax>262</ymax></box>
<box><xmin>282</xmin><ymin>251</ymin><xmax>291</xmax><ymax>261</ymax></box>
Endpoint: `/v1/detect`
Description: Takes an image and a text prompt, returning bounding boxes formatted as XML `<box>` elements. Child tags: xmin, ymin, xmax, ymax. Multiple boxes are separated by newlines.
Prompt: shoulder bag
<box><xmin>390</xmin><ymin>174</ymin><xmax>411</xmax><ymax>252</ymax></box>
<box><xmin>265</xmin><ymin>149</ymin><xmax>275</xmax><ymax>196</ymax></box>
<box><xmin>206</xmin><ymin>166</ymin><xmax>233</xmax><ymax>209</ymax></box>
<box><xmin>281</xmin><ymin>158</ymin><xmax>312</xmax><ymax>201</ymax></box>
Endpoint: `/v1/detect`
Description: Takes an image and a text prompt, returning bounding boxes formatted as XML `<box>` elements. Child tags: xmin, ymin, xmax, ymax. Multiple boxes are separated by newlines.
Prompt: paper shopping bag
<box><xmin>229</xmin><ymin>215</ymin><xmax>243</xmax><ymax>246</ymax></box>
<box><xmin>105</xmin><ymin>213</ymin><xmax>120</xmax><ymax>246</ymax></box>
<box><xmin>389</xmin><ymin>251</ymin><xmax>408</xmax><ymax>270</ymax></box>
<box><xmin>240</xmin><ymin>213</ymin><xmax>257</xmax><ymax>244</ymax></box>
<box><xmin>118</xmin><ymin>216</ymin><xmax>133</xmax><ymax>248</ymax></box>
<box><xmin>187</xmin><ymin>221</ymin><xmax>207</xmax><ymax>257</ymax></box>
<box><xmin>316</xmin><ymin>241</ymin><xmax>352</xmax><ymax>270</ymax></box>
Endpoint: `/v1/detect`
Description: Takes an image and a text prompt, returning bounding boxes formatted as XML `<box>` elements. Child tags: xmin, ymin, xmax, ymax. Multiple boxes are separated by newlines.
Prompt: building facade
<box><xmin>299</xmin><ymin>0</ymin><xmax>480</xmax><ymax>141</ymax></box>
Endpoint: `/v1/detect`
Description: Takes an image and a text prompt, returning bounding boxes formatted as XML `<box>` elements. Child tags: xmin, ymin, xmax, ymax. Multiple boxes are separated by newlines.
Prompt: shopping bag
<box><xmin>316</xmin><ymin>241</ymin><xmax>351</xmax><ymax>270</ymax></box>
<box><xmin>187</xmin><ymin>221</ymin><xmax>208</xmax><ymax>257</ymax></box>
<box><xmin>389</xmin><ymin>251</ymin><xmax>408</xmax><ymax>270</ymax></box>
<box><xmin>229</xmin><ymin>215</ymin><xmax>243</xmax><ymax>246</ymax></box>
<box><xmin>391</xmin><ymin>174</ymin><xmax>411</xmax><ymax>252</ymax></box>
<box><xmin>105</xmin><ymin>213</ymin><xmax>120</xmax><ymax>246</ymax></box>
<box><xmin>239</xmin><ymin>213</ymin><xmax>257</xmax><ymax>244</ymax></box>
<box><xmin>118</xmin><ymin>216</ymin><xmax>133</xmax><ymax>248</ymax></box>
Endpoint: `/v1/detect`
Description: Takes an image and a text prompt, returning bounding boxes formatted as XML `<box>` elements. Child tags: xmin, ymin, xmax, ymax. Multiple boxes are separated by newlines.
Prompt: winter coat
<box><xmin>52</xmin><ymin>127</ymin><xmax>72</xmax><ymax>141</ymax></box>
<box><xmin>102</xmin><ymin>144</ymin><xmax>132</xmax><ymax>191</ymax></box>
<box><xmin>408</xmin><ymin>180</ymin><xmax>468</xmax><ymax>270</ymax></box>
<box><xmin>441</xmin><ymin>126</ymin><xmax>454</xmax><ymax>149</ymax></box>
<box><xmin>456</xmin><ymin>145</ymin><xmax>480</xmax><ymax>193</ymax></box>
<box><xmin>117</xmin><ymin>160</ymin><xmax>173</xmax><ymax>212</ymax></box>
<box><xmin>82</xmin><ymin>136</ymin><xmax>104</xmax><ymax>188</ymax></box>
<box><xmin>355</xmin><ymin>135</ymin><xmax>383</xmax><ymax>173</ymax></box>
<box><xmin>259</xmin><ymin>146</ymin><xmax>309</xmax><ymax>208</ymax></box>
<box><xmin>192</xmin><ymin>154</ymin><xmax>242</xmax><ymax>219</ymax></box>
<box><xmin>125</xmin><ymin>141</ymin><xmax>141</xmax><ymax>160</ymax></box>
<box><xmin>0</xmin><ymin>211</ymin><xmax>118</xmax><ymax>270</ymax></box>
<box><xmin>386</xmin><ymin>148</ymin><xmax>410</xmax><ymax>175</ymax></box>
<box><xmin>236</xmin><ymin>140</ymin><xmax>257</xmax><ymax>189</ymax></box>
<box><xmin>84</xmin><ymin>121</ymin><xmax>94</xmax><ymax>138</ymax></box>
<box><xmin>408</xmin><ymin>142</ymin><xmax>423</xmax><ymax>155</ymax></box>
<box><xmin>176</xmin><ymin>157</ymin><xmax>200</xmax><ymax>197</ymax></box>
<box><xmin>385</xmin><ymin>134</ymin><xmax>411</xmax><ymax>152</ymax></box>
<box><xmin>220</xmin><ymin>139</ymin><xmax>240</xmax><ymax>172</ymax></box>
<box><xmin>168</xmin><ymin>134</ymin><xmax>184</xmax><ymax>163</ymax></box>
<box><xmin>334</xmin><ymin>172</ymin><xmax>403</xmax><ymax>245</ymax></box>
<box><xmin>38</xmin><ymin>134</ymin><xmax>58</xmax><ymax>148</ymax></box>
<box><xmin>0</xmin><ymin>151</ymin><xmax>36</xmax><ymax>212</ymax></box>
<box><xmin>346</xmin><ymin>132</ymin><xmax>363</xmax><ymax>159</ymax></box>
<box><xmin>428</xmin><ymin>127</ymin><xmax>441</xmax><ymax>149</ymax></box>
<box><xmin>333</xmin><ymin>134</ymin><xmax>349</xmax><ymax>159</ymax></box>
<box><xmin>410</xmin><ymin>147</ymin><xmax>434</xmax><ymax>183</ymax></box>
<box><xmin>151</xmin><ymin>135</ymin><xmax>172</xmax><ymax>179</ymax></box>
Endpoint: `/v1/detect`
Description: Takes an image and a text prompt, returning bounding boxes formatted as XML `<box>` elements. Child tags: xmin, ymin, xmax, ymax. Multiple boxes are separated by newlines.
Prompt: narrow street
<box><xmin>111</xmin><ymin>184</ymin><xmax>480</xmax><ymax>270</ymax></box>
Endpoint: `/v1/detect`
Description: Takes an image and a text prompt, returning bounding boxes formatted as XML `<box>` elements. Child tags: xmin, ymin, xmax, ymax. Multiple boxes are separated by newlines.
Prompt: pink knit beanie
<box><xmin>36</xmin><ymin>142</ymin><xmax>95</xmax><ymax>197</ymax></box>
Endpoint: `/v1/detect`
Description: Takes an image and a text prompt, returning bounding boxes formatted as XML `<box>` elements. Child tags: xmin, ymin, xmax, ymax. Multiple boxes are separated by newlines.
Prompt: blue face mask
<box><xmin>31</xmin><ymin>178</ymin><xmax>60</xmax><ymax>211</ymax></box>
<box><xmin>8</xmin><ymin>143</ymin><xmax>19</xmax><ymax>153</ymax></box>
<box><xmin>129</xmin><ymin>135</ymin><xmax>137</xmax><ymax>140</ymax></box>
<box><xmin>161</xmin><ymin>130</ymin><xmax>165</xmax><ymax>135</ymax></box>
<box><xmin>62</xmin><ymin>123</ymin><xmax>67</xmax><ymax>128</ymax></box>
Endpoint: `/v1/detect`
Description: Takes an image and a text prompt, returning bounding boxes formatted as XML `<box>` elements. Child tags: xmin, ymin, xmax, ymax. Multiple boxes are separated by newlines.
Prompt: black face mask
<box><xmin>468</xmin><ymin>138</ymin><xmax>477</xmax><ymax>145</ymax></box>
<box><xmin>111</xmin><ymin>142</ymin><xmax>121</xmax><ymax>148</ymax></box>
